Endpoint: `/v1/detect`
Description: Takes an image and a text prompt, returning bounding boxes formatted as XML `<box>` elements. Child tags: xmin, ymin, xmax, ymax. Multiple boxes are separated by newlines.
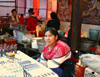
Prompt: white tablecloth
<box><xmin>0</xmin><ymin>51</ymin><xmax>58</xmax><ymax>77</ymax></box>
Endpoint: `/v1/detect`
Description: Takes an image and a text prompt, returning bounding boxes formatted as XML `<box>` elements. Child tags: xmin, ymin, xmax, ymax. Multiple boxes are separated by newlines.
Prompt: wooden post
<box><xmin>70</xmin><ymin>0</ymin><xmax>83</xmax><ymax>58</ymax></box>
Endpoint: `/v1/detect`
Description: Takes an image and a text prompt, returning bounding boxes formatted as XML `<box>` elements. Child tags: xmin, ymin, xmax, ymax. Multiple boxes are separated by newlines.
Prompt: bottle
<box><xmin>0</xmin><ymin>28</ymin><xmax>2</xmax><ymax>35</ymax></box>
<box><xmin>14</xmin><ymin>44</ymin><xmax>17</xmax><ymax>54</ymax></box>
<box><xmin>0</xmin><ymin>49</ymin><xmax>1</xmax><ymax>57</ymax></box>
<box><xmin>0</xmin><ymin>49</ymin><xmax>3</xmax><ymax>57</ymax></box>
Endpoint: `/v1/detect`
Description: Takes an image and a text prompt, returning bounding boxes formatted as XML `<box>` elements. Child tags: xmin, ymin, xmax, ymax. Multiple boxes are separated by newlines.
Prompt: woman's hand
<box><xmin>40</xmin><ymin>62</ymin><xmax>45</xmax><ymax>65</ymax></box>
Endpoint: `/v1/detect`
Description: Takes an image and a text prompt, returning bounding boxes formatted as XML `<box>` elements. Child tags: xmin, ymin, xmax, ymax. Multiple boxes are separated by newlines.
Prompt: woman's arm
<box><xmin>47</xmin><ymin>51</ymin><xmax>71</xmax><ymax>68</ymax></box>
<box><xmin>40</xmin><ymin>52</ymin><xmax>71</xmax><ymax>68</ymax></box>
<box><xmin>40</xmin><ymin>53</ymin><xmax>48</xmax><ymax>66</ymax></box>
<box><xmin>9</xmin><ymin>17</ymin><xmax>16</xmax><ymax>23</ymax></box>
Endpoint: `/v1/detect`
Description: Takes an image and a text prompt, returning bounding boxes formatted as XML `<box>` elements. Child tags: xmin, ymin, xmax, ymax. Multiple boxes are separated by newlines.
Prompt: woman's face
<box><xmin>44</xmin><ymin>31</ymin><xmax>58</xmax><ymax>47</ymax></box>
<box><xmin>12</xmin><ymin>11</ymin><xmax>17</xmax><ymax>16</ymax></box>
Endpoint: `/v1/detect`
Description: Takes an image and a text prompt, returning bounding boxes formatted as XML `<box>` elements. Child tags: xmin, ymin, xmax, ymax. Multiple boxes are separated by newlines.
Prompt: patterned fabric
<box><xmin>43</xmin><ymin>40</ymin><xmax>70</xmax><ymax>60</ymax></box>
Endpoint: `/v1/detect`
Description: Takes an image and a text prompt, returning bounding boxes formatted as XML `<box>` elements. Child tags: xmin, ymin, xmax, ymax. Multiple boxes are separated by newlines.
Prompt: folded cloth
<box><xmin>85</xmin><ymin>50</ymin><xmax>97</xmax><ymax>55</ymax></box>
<box><xmin>79</xmin><ymin>54</ymin><xmax>100</xmax><ymax>74</ymax></box>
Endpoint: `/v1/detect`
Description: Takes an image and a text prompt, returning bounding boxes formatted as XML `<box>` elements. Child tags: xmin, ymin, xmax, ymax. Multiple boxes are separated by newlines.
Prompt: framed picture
<box><xmin>57</xmin><ymin>0</ymin><xmax>72</xmax><ymax>22</ymax></box>
<box><xmin>82</xmin><ymin>0</ymin><xmax>100</xmax><ymax>25</ymax></box>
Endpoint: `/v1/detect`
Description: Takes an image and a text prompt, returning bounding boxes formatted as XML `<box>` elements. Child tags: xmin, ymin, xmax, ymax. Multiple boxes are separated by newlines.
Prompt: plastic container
<box><xmin>16</xmin><ymin>31</ymin><xmax>24</xmax><ymax>42</ymax></box>
<box><xmin>89</xmin><ymin>29</ymin><xmax>99</xmax><ymax>40</ymax></box>
<box><xmin>31</xmin><ymin>37</ymin><xmax>45</xmax><ymax>53</ymax></box>
<box><xmin>60</xmin><ymin>31</ymin><xmax>65</xmax><ymax>36</ymax></box>
<box><xmin>80</xmin><ymin>38</ymin><xmax>96</xmax><ymax>52</ymax></box>
<box><xmin>83</xmin><ymin>19</ymin><xmax>87</xmax><ymax>23</ymax></box>
<box><xmin>37</xmin><ymin>42</ymin><xmax>45</xmax><ymax>53</ymax></box>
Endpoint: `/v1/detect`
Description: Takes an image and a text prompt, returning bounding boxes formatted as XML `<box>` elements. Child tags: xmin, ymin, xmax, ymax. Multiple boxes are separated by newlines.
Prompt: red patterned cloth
<box><xmin>88</xmin><ymin>47</ymin><xmax>97</xmax><ymax>52</ymax></box>
<box><xmin>43</xmin><ymin>40</ymin><xmax>70</xmax><ymax>60</ymax></box>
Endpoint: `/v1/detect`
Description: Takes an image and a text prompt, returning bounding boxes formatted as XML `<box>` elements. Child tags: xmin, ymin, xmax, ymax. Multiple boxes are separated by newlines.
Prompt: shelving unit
<box><xmin>0</xmin><ymin>23</ymin><xmax>10</xmax><ymax>28</ymax></box>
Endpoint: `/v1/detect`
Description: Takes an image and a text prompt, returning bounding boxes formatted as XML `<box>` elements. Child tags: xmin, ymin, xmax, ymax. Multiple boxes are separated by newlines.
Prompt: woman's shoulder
<box><xmin>57</xmin><ymin>40</ymin><xmax>67</xmax><ymax>45</ymax></box>
<box><xmin>9</xmin><ymin>15</ymin><xmax>14</xmax><ymax>18</ymax></box>
<box><xmin>27</xmin><ymin>16</ymin><xmax>33</xmax><ymax>20</ymax></box>
<box><xmin>55</xmin><ymin>40</ymin><xmax>70</xmax><ymax>54</ymax></box>
<box><xmin>48</xmin><ymin>19</ymin><xmax>55</xmax><ymax>22</ymax></box>
<box><xmin>57</xmin><ymin>40</ymin><xmax>70</xmax><ymax>48</ymax></box>
<box><xmin>8</xmin><ymin>16</ymin><xmax>12</xmax><ymax>18</ymax></box>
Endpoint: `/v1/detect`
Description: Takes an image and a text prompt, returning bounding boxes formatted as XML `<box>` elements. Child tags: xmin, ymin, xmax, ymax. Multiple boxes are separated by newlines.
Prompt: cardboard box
<box><xmin>6</xmin><ymin>52</ymin><xmax>15</xmax><ymax>59</ymax></box>
<box><xmin>84</xmin><ymin>67</ymin><xmax>100</xmax><ymax>77</ymax></box>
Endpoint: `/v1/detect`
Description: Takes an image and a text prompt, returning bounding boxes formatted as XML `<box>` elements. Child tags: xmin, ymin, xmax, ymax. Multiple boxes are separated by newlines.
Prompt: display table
<box><xmin>0</xmin><ymin>51</ymin><xmax>58</xmax><ymax>77</ymax></box>
<box><xmin>17</xmin><ymin>37</ymin><xmax>45</xmax><ymax>56</ymax></box>
<box><xmin>17</xmin><ymin>42</ymin><xmax>40</xmax><ymax>58</ymax></box>
<box><xmin>17</xmin><ymin>42</ymin><xmax>31</xmax><ymax>54</ymax></box>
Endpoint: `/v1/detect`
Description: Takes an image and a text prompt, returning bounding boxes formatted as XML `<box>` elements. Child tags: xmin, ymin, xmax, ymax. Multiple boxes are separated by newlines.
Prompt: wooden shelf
<box><xmin>0</xmin><ymin>23</ymin><xmax>10</xmax><ymax>28</ymax></box>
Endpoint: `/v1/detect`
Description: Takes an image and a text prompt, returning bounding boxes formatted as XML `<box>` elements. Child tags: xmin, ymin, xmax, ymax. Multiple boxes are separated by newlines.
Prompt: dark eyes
<box><xmin>45</xmin><ymin>35</ymin><xmax>47</xmax><ymax>37</ymax></box>
<box><xmin>45</xmin><ymin>35</ymin><xmax>52</xmax><ymax>37</ymax></box>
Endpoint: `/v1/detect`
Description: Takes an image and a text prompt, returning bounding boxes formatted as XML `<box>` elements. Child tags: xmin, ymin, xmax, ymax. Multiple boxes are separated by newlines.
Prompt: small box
<box><xmin>6</xmin><ymin>52</ymin><xmax>15</xmax><ymax>59</ymax></box>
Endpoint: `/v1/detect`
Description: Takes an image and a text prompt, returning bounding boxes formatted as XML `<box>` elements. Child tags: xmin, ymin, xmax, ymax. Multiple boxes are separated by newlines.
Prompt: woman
<box><xmin>27</xmin><ymin>8</ymin><xmax>38</xmax><ymax>34</ymax></box>
<box><xmin>39</xmin><ymin>28</ymin><xmax>76</xmax><ymax>77</ymax></box>
<box><xmin>9</xmin><ymin>9</ymin><xmax>19</xmax><ymax>24</ymax></box>
<box><xmin>5</xmin><ymin>9</ymin><xmax>19</xmax><ymax>36</ymax></box>
<box><xmin>46</xmin><ymin>12</ymin><xmax>60</xmax><ymax>30</ymax></box>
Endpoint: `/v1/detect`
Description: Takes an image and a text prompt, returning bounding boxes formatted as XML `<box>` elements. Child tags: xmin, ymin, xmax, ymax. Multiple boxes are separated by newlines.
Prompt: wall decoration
<box><xmin>33</xmin><ymin>0</ymin><xmax>40</xmax><ymax>16</ymax></box>
<box><xmin>57</xmin><ymin>0</ymin><xmax>72</xmax><ymax>22</ymax></box>
<box><xmin>83</xmin><ymin>0</ymin><xmax>100</xmax><ymax>25</ymax></box>
<box><xmin>47</xmin><ymin>0</ymin><xmax>57</xmax><ymax>20</ymax></box>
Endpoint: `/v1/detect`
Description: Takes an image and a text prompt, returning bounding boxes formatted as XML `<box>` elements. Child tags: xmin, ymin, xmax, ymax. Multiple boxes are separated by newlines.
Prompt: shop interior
<box><xmin>0</xmin><ymin>0</ymin><xmax>100</xmax><ymax>77</ymax></box>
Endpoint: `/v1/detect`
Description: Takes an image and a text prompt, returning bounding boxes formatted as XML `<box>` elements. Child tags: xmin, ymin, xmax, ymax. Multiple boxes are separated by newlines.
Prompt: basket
<box><xmin>75</xmin><ymin>64</ymin><xmax>86</xmax><ymax>77</ymax></box>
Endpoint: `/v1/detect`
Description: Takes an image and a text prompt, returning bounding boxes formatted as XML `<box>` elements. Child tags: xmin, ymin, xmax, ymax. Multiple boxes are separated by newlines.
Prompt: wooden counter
<box><xmin>0</xmin><ymin>23</ymin><xmax>10</xmax><ymax>28</ymax></box>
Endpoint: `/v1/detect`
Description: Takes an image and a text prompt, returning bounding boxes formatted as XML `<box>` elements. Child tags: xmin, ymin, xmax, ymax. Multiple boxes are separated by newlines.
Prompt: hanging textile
<box><xmin>33</xmin><ymin>0</ymin><xmax>40</xmax><ymax>16</ymax></box>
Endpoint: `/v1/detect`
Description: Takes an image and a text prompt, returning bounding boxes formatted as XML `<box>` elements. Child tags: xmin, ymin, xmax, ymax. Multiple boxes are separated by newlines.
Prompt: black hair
<box><xmin>11</xmin><ymin>9</ymin><xmax>17</xmax><ymax>13</ymax></box>
<box><xmin>44</xmin><ymin>27</ymin><xmax>61</xmax><ymax>41</ymax></box>
<box><xmin>50</xmin><ymin>12</ymin><xmax>57</xmax><ymax>19</ymax></box>
<box><xmin>28</xmin><ymin>8</ymin><xmax>35</xmax><ymax>14</ymax></box>
<box><xmin>20</xmin><ymin>14</ymin><xmax>23</xmax><ymax>17</ymax></box>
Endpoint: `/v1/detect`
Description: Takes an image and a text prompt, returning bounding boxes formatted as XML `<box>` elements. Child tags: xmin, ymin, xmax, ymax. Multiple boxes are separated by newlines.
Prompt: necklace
<box><xmin>48</xmin><ymin>46</ymin><xmax>52</xmax><ymax>51</ymax></box>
